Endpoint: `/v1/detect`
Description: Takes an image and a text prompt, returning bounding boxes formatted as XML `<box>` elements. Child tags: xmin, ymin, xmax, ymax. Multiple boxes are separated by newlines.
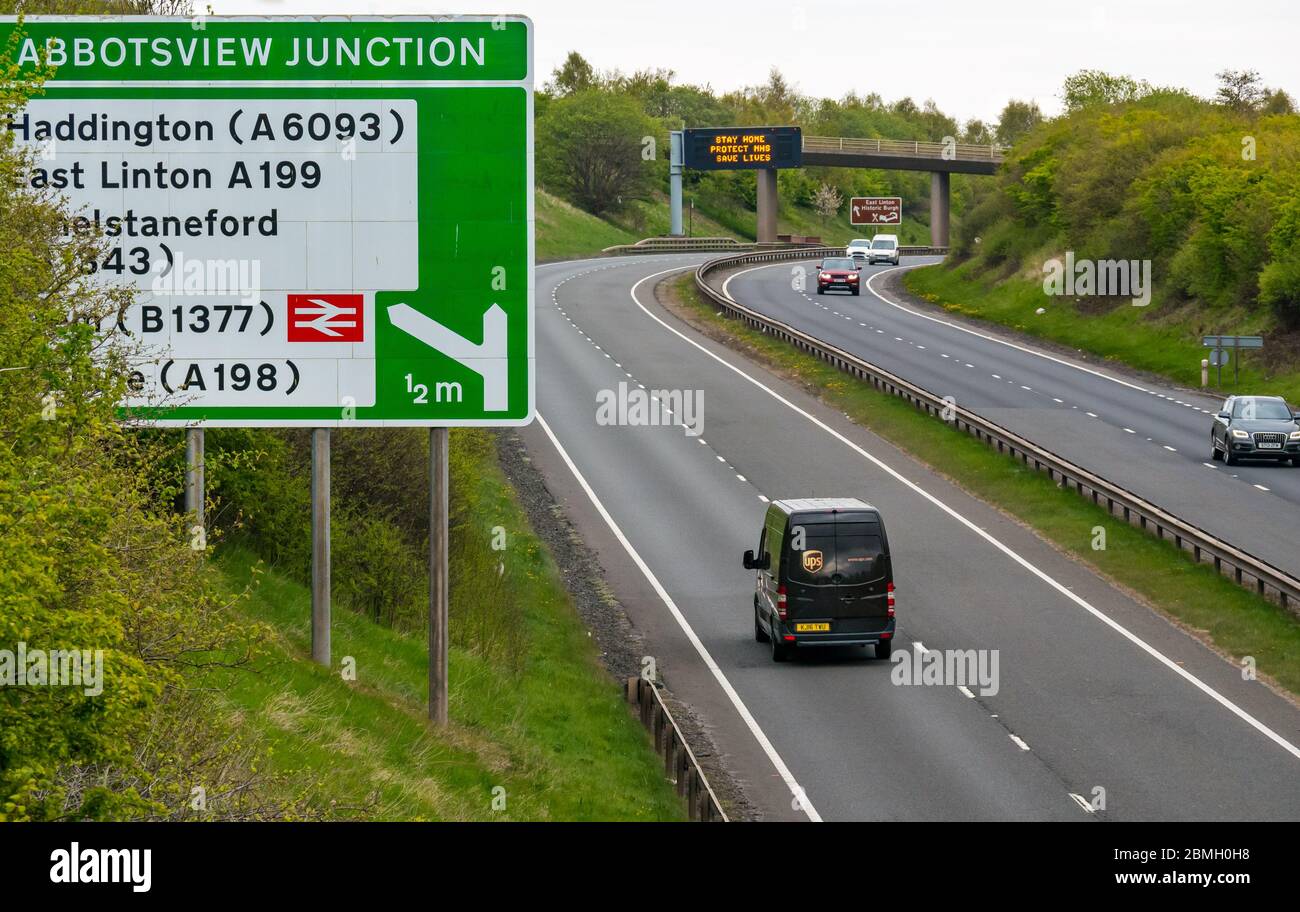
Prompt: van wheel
<box><xmin>875</xmin><ymin>639</ymin><xmax>893</xmax><ymax>660</ymax></box>
<box><xmin>771</xmin><ymin>634</ymin><xmax>790</xmax><ymax>662</ymax></box>
<box><xmin>754</xmin><ymin>602</ymin><xmax>769</xmax><ymax>642</ymax></box>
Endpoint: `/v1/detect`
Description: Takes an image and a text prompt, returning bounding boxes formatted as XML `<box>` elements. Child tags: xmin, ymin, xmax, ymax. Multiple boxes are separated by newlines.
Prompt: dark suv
<box><xmin>743</xmin><ymin>498</ymin><xmax>895</xmax><ymax>662</ymax></box>
<box><xmin>1210</xmin><ymin>395</ymin><xmax>1300</xmax><ymax>465</ymax></box>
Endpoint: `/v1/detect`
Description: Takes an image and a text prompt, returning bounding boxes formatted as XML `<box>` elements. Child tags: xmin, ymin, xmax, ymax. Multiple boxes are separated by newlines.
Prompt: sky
<box><xmin>207</xmin><ymin>0</ymin><xmax>1298</xmax><ymax>125</ymax></box>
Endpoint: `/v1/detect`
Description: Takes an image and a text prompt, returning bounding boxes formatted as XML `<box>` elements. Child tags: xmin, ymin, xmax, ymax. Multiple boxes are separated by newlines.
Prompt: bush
<box><xmin>1</xmin><ymin>50</ymin><xmax>275</xmax><ymax>820</ymax></box>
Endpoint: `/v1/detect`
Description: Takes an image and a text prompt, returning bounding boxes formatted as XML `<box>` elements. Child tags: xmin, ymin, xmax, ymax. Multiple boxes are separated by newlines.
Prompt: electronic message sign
<box><xmin>2</xmin><ymin>15</ymin><xmax>534</xmax><ymax>427</ymax></box>
<box><xmin>682</xmin><ymin>126</ymin><xmax>801</xmax><ymax>170</ymax></box>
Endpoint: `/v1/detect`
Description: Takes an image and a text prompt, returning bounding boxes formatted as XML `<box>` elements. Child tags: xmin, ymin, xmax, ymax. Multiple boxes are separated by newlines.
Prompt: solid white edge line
<box><xmin>535</xmin><ymin>410</ymin><xmax>822</xmax><ymax>822</ymax></box>
<box><xmin>724</xmin><ymin>258</ymin><xmax>1163</xmax><ymax>398</ymax></box>
<box><xmin>630</xmin><ymin>267</ymin><xmax>1300</xmax><ymax>763</ymax></box>
<box><xmin>1069</xmin><ymin>793</ymin><xmax>1096</xmax><ymax>814</ymax></box>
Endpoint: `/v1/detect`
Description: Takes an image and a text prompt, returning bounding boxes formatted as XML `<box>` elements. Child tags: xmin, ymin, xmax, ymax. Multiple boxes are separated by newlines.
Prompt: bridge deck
<box><xmin>802</xmin><ymin>136</ymin><xmax>1004</xmax><ymax>175</ymax></box>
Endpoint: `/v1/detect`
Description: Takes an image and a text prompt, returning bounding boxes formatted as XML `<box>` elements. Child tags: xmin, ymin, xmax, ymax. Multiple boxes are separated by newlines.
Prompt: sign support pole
<box><xmin>429</xmin><ymin>427</ymin><xmax>450</xmax><ymax>725</ymax></box>
<box><xmin>669</xmin><ymin>131</ymin><xmax>684</xmax><ymax>237</ymax></box>
<box><xmin>756</xmin><ymin>168</ymin><xmax>778</xmax><ymax>244</ymax></box>
<box><xmin>311</xmin><ymin>428</ymin><xmax>331</xmax><ymax>667</ymax></box>
<box><xmin>184</xmin><ymin>428</ymin><xmax>204</xmax><ymax>527</ymax></box>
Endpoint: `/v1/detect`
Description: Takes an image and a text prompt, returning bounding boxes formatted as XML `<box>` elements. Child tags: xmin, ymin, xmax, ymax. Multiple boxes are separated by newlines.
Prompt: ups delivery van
<box><xmin>743</xmin><ymin>498</ymin><xmax>896</xmax><ymax>662</ymax></box>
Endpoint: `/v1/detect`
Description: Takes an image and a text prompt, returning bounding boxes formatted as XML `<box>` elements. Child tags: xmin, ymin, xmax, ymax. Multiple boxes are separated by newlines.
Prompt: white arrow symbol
<box><xmin>387</xmin><ymin>302</ymin><xmax>509</xmax><ymax>412</ymax></box>
<box><xmin>295</xmin><ymin>297</ymin><xmax>358</xmax><ymax>337</ymax></box>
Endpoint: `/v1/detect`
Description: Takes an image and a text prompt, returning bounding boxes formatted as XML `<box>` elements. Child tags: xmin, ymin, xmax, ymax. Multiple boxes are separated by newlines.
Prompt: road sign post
<box><xmin>429</xmin><ymin>427</ymin><xmax>449</xmax><ymax>725</ymax></box>
<box><xmin>4</xmin><ymin>15</ymin><xmax>535</xmax><ymax>715</ymax></box>
<box><xmin>311</xmin><ymin>428</ymin><xmax>330</xmax><ymax>667</ymax></box>
<box><xmin>1202</xmin><ymin>335</ymin><xmax>1263</xmax><ymax>388</ymax></box>
<box><xmin>184</xmin><ymin>428</ymin><xmax>204</xmax><ymax>528</ymax></box>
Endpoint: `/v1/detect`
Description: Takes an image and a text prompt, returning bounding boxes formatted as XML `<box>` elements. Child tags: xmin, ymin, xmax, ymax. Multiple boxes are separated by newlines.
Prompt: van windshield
<box><xmin>786</xmin><ymin>521</ymin><xmax>885</xmax><ymax>585</ymax></box>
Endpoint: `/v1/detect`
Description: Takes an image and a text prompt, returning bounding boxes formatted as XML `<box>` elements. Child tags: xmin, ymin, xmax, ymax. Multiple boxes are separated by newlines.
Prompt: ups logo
<box><xmin>802</xmin><ymin>550</ymin><xmax>824</xmax><ymax>573</ymax></box>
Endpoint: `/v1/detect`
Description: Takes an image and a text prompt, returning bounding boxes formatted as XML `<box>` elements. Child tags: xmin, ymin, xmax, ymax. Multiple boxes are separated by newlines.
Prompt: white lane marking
<box><xmin>535</xmin><ymin>412</ymin><xmax>821</xmax><ymax>822</ymax></box>
<box><xmin>1009</xmin><ymin>734</ymin><xmax>1031</xmax><ymax>751</ymax></box>
<box><xmin>1255</xmin><ymin>484</ymin><xmax>1270</xmax><ymax>492</ymax></box>
<box><xmin>1163</xmin><ymin>445</ymin><xmax>1177</xmax><ymax>452</ymax></box>
<box><xmin>1123</xmin><ymin>428</ymin><xmax>1135</xmax><ymax>434</ymax></box>
<box><xmin>1053</xmin><ymin>398</ymin><xmax>1064</xmax><ymax>404</ymax></box>
<box><xmin>736</xmin><ymin>474</ymin><xmax>747</xmax><ymax>482</ymax></box>
<box><xmin>758</xmin><ymin>494</ymin><xmax>770</xmax><ymax>503</ymax></box>
<box><xmin>1203</xmin><ymin>463</ymin><xmax>1218</xmax><ymax>469</ymax></box>
<box><xmin>1021</xmin><ymin>385</ymin><xmax>1033</xmax><ymax>391</ymax></box>
<box><xmin>957</xmin><ymin>686</ymin><xmax>976</xmax><ymax>699</ymax></box>
<box><xmin>862</xmin><ymin>264</ymin><xmax>1157</xmax><ymax>394</ymax></box>
<box><xmin>627</xmin><ymin>267</ymin><xmax>1300</xmax><ymax>763</ymax></box>
<box><xmin>1086</xmin><ymin>412</ymin><xmax>1099</xmax><ymax>418</ymax></box>
<box><xmin>1070</xmin><ymin>793</ymin><xmax>1096</xmax><ymax>814</ymax></box>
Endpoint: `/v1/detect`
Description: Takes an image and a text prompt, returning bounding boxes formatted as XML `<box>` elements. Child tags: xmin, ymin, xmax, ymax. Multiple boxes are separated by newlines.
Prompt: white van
<box><xmin>868</xmin><ymin>234</ymin><xmax>900</xmax><ymax>266</ymax></box>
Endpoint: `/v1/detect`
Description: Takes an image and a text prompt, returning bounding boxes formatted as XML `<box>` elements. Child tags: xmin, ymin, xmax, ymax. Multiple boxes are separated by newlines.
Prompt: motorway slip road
<box><xmin>721</xmin><ymin>256</ymin><xmax>1300</xmax><ymax>580</ymax></box>
<box><xmin>521</xmin><ymin>254</ymin><xmax>1300</xmax><ymax>822</ymax></box>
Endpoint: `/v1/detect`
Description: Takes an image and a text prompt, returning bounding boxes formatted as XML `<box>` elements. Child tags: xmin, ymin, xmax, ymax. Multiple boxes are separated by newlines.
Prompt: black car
<box><xmin>1210</xmin><ymin>395</ymin><xmax>1300</xmax><ymax>465</ymax></box>
<box><xmin>743</xmin><ymin>498</ymin><xmax>895</xmax><ymax>662</ymax></box>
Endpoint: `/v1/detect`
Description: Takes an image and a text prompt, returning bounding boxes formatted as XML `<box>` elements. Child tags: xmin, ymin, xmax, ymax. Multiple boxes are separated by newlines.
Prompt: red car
<box><xmin>816</xmin><ymin>257</ymin><xmax>861</xmax><ymax>296</ymax></box>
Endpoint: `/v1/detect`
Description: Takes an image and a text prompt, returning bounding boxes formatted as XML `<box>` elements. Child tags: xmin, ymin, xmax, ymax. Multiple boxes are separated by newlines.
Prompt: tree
<box><xmin>1261</xmin><ymin>89</ymin><xmax>1296</xmax><ymax>115</ymax></box>
<box><xmin>549</xmin><ymin>51</ymin><xmax>597</xmax><ymax>97</ymax></box>
<box><xmin>995</xmin><ymin>99</ymin><xmax>1043</xmax><ymax>146</ymax></box>
<box><xmin>536</xmin><ymin>90</ymin><xmax>659</xmax><ymax>216</ymax></box>
<box><xmin>1216</xmin><ymin>69</ymin><xmax>1265</xmax><ymax>111</ymax></box>
<box><xmin>1060</xmin><ymin>70</ymin><xmax>1153</xmax><ymax>111</ymax></box>
<box><xmin>812</xmin><ymin>183</ymin><xmax>843</xmax><ymax>219</ymax></box>
<box><xmin>962</xmin><ymin>118</ymin><xmax>993</xmax><ymax>145</ymax></box>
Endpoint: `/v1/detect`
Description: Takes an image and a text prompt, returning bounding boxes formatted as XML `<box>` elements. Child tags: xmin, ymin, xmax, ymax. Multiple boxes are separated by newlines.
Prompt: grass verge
<box><xmin>905</xmin><ymin>263</ymin><xmax>1300</xmax><ymax>403</ymax></box>
<box><xmin>670</xmin><ymin>272</ymin><xmax>1300</xmax><ymax>698</ymax></box>
<box><xmin>206</xmin><ymin>432</ymin><xmax>685</xmax><ymax>821</ymax></box>
<box><xmin>537</xmin><ymin>189</ymin><xmax>639</xmax><ymax>261</ymax></box>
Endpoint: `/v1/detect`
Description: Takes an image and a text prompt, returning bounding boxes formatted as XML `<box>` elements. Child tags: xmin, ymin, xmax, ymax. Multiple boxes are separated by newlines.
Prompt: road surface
<box><xmin>520</xmin><ymin>253</ymin><xmax>1300</xmax><ymax>821</ymax></box>
<box><xmin>721</xmin><ymin>256</ymin><xmax>1300</xmax><ymax>578</ymax></box>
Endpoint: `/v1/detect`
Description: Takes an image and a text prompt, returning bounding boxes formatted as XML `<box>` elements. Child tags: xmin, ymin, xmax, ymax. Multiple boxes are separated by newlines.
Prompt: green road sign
<box><xmin>2</xmin><ymin>15</ymin><xmax>534</xmax><ymax>427</ymax></box>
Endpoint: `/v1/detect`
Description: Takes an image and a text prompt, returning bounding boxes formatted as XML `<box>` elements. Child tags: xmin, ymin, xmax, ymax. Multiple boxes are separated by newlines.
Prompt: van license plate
<box><xmin>795</xmin><ymin>622</ymin><xmax>830</xmax><ymax>632</ymax></box>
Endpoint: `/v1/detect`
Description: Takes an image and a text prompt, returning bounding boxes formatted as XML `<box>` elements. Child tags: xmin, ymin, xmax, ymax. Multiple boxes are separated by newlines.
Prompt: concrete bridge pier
<box><xmin>930</xmin><ymin>171</ymin><xmax>950</xmax><ymax>248</ymax></box>
<box><xmin>756</xmin><ymin>168</ymin><xmax>779</xmax><ymax>244</ymax></box>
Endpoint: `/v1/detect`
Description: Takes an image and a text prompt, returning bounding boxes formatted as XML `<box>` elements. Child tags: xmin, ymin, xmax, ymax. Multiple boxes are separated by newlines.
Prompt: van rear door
<box><xmin>783</xmin><ymin>519</ymin><xmax>889</xmax><ymax>624</ymax></box>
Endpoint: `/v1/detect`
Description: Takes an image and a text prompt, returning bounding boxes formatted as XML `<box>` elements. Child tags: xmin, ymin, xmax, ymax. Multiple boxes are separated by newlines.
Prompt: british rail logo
<box><xmin>287</xmin><ymin>294</ymin><xmax>364</xmax><ymax>342</ymax></box>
